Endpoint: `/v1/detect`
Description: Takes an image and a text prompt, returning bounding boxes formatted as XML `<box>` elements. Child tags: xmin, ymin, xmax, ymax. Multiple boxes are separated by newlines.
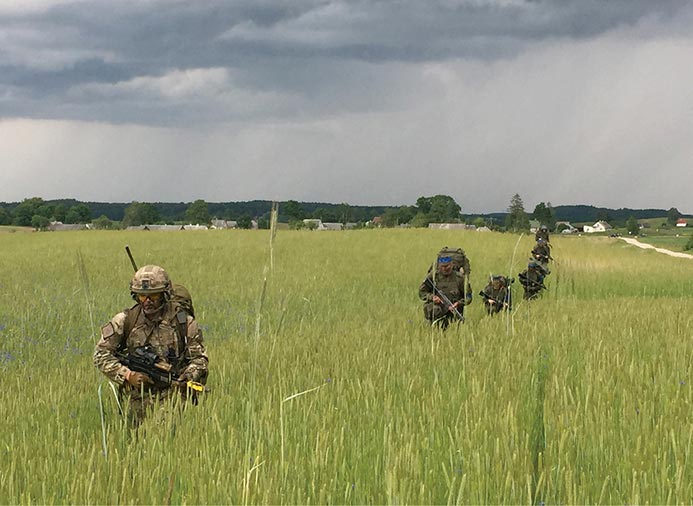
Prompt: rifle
<box><xmin>116</xmin><ymin>345</ymin><xmax>204</xmax><ymax>393</ymax></box>
<box><xmin>478</xmin><ymin>290</ymin><xmax>510</xmax><ymax>310</ymax></box>
<box><xmin>423</xmin><ymin>277</ymin><xmax>465</xmax><ymax>322</ymax></box>
<box><xmin>518</xmin><ymin>273</ymin><xmax>546</xmax><ymax>290</ymax></box>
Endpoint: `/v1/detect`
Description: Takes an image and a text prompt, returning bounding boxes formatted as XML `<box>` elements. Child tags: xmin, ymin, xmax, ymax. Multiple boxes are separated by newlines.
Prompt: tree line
<box><xmin>0</xmin><ymin>196</ymin><xmax>686</xmax><ymax>231</ymax></box>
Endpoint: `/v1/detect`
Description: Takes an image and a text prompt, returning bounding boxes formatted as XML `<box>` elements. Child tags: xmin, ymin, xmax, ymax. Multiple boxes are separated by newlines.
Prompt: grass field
<box><xmin>1</xmin><ymin>229</ymin><xmax>693</xmax><ymax>504</ymax></box>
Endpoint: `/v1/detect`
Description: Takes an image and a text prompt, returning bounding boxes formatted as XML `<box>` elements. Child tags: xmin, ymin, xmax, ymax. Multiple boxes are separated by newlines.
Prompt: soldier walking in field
<box><xmin>531</xmin><ymin>238</ymin><xmax>552</xmax><ymax>271</ymax></box>
<box><xmin>93</xmin><ymin>265</ymin><xmax>208</xmax><ymax>426</ymax></box>
<box><xmin>419</xmin><ymin>249</ymin><xmax>472</xmax><ymax>329</ymax></box>
<box><xmin>535</xmin><ymin>224</ymin><xmax>550</xmax><ymax>243</ymax></box>
<box><xmin>480</xmin><ymin>275</ymin><xmax>512</xmax><ymax>315</ymax></box>
<box><xmin>518</xmin><ymin>261</ymin><xmax>548</xmax><ymax>300</ymax></box>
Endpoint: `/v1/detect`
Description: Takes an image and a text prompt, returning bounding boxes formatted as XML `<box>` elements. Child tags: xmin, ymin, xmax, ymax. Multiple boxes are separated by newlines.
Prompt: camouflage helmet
<box><xmin>130</xmin><ymin>265</ymin><xmax>171</xmax><ymax>294</ymax></box>
<box><xmin>540</xmin><ymin>224</ymin><xmax>548</xmax><ymax>231</ymax></box>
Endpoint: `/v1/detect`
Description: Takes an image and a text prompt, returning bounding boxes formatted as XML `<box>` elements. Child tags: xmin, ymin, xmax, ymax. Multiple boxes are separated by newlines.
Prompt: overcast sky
<box><xmin>1</xmin><ymin>0</ymin><xmax>692</xmax><ymax>213</ymax></box>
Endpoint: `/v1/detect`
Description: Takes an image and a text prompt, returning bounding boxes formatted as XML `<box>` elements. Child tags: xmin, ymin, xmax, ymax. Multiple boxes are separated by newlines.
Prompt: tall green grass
<box><xmin>0</xmin><ymin>229</ymin><xmax>692</xmax><ymax>503</ymax></box>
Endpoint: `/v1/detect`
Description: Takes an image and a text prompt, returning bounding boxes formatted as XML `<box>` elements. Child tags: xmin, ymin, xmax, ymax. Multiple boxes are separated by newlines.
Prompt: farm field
<box><xmin>1</xmin><ymin>228</ymin><xmax>693</xmax><ymax>504</ymax></box>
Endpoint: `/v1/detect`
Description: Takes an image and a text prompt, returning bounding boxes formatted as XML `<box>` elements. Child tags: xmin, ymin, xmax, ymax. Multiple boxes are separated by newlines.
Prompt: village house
<box><xmin>676</xmin><ymin>218</ymin><xmax>688</xmax><ymax>228</ymax></box>
<box><xmin>583</xmin><ymin>221</ymin><xmax>612</xmax><ymax>233</ymax></box>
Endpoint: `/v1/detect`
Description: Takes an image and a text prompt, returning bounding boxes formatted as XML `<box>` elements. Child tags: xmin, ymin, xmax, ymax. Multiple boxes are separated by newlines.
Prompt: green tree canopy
<box><xmin>12</xmin><ymin>197</ymin><xmax>45</xmax><ymax>226</ymax></box>
<box><xmin>0</xmin><ymin>207</ymin><xmax>11</xmax><ymax>225</ymax></box>
<box><xmin>123</xmin><ymin>202</ymin><xmax>160</xmax><ymax>227</ymax></box>
<box><xmin>414</xmin><ymin>195</ymin><xmax>462</xmax><ymax>226</ymax></box>
<box><xmin>282</xmin><ymin>200</ymin><xmax>305</xmax><ymax>221</ymax></box>
<box><xmin>65</xmin><ymin>204</ymin><xmax>91</xmax><ymax>224</ymax></box>
<box><xmin>506</xmin><ymin>193</ymin><xmax>529</xmax><ymax>232</ymax></box>
<box><xmin>31</xmin><ymin>214</ymin><xmax>50</xmax><ymax>230</ymax></box>
<box><xmin>237</xmin><ymin>214</ymin><xmax>253</xmax><ymax>229</ymax></box>
<box><xmin>532</xmin><ymin>202</ymin><xmax>556</xmax><ymax>229</ymax></box>
<box><xmin>667</xmin><ymin>207</ymin><xmax>682</xmax><ymax>226</ymax></box>
<box><xmin>185</xmin><ymin>199</ymin><xmax>211</xmax><ymax>225</ymax></box>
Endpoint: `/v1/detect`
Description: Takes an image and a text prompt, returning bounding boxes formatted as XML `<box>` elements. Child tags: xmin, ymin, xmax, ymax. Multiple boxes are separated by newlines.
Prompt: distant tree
<box><xmin>415</xmin><ymin>195</ymin><xmax>462</xmax><ymax>224</ymax></box>
<box><xmin>416</xmin><ymin>196</ymin><xmax>432</xmax><ymax>214</ymax></box>
<box><xmin>12</xmin><ymin>197</ymin><xmax>45</xmax><ymax>226</ymax></box>
<box><xmin>256</xmin><ymin>215</ymin><xmax>270</xmax><ymax>229</ymax></box>
<box><xmin>428</xmin><ymin>195</ymin><xmax>462</xmax><ymax>222</ymax></box>
<box><xmin>31</xmin><ymin>214</ymin><xmax>50</xmax><ymax>230</ymax></box>
<box><xmin>65</xmin><ymin>204</ymin><xmax>91</xmax><ymax>224</ymax></box>
<box><xmin>409</xmin><ymin>212</ymin><xmax>430</xmax><ymax>228</ymax></box>
<box><xmin>532</xmin><ymin>202</ymin><xmax>556</xmax><ymax>229</ymax></box>
<box><xmin>472</xmin><ymin>217</ymin><xmax>486</xmax><ymax>229</ymax></box>
<box><xmin>185</xmin><ymin>199</ymin><xmax>210</xmax><ymax>225</ymax></box>
<box><xmin>93</xmin><ymin>215</ymin><xmax>117</xmax><ymax>230</ymax></box>
<box><xmin>283</xmin><ymin>200</ymin><xmax>305</xmax><ymax>221</ymax></box>
<box><xmin>626</xmin><ymin>216</ymin><xmax>639</xmax><ymax>236</ymax></box>
<box><xmin>0</xmin><ymin>207</ymin><xmax>11</xmax><ymax>225</ymax></box>
<box><xmin>381</xmin><ymin>206</ymin><xmax>415</xmax><ymax>227</ymax></box>
<box><xmin>237</xmin><ymin>214</ymin><xmax>253</xmax><ymax>229</ymax></box>
<box><xmin>337</xmin><ymin>203</ymin><xmax>352</xmax><ymax>224</ymax></box>
<box><xmin>506</xmin><ymin>193</ymin><xmax>529</xmax><ymax>232</ymax></box>
<box><xmin>123</xmin><ymin>202</ymin><xmax>159</xmax><ymax>227</ymax></box>
<box><xmin>53</xmin><ymin>204</ymin><xmax>66</xmax><ymax>222</ymax></box>
<box><xmin>667</xmin><ymin>207</ymin><xmax>682</xmax><ymax>226</ymax></box>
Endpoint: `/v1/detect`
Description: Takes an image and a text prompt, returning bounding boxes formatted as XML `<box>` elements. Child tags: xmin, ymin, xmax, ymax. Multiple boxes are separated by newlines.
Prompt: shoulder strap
<box><xmin>174</xmin><ymin>308</ymin><xmax>189</xmax><ymax>359</ymax></box>
<box><xmin>118</xmin><ymin>304</ymin><xmax>141</xmax><ymax>352</ymax></box>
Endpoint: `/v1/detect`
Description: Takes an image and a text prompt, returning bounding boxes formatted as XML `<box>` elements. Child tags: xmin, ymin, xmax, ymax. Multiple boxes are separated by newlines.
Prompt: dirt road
<box><xmin>619</xmin><ymin>237</ymin><xmax>693</xmax><ymax>259</ymax></box>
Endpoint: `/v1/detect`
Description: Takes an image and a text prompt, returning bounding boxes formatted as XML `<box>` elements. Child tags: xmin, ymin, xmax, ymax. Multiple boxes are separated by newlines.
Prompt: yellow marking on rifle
<box><xmin>187</xmin><ymin>381</ymin><xmax>204</xmax><ymax>392</ymax></box>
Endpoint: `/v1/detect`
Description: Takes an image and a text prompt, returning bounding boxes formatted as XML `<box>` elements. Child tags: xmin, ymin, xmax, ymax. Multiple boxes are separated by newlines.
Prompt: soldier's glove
<box><xmin>125</xmin><ymin>370</ymin><xmax>153</xmax><ymax>388</ymax></box>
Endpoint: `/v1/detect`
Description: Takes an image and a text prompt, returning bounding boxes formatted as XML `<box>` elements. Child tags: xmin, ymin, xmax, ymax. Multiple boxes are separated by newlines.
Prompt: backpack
<box><xmin>120</xmin><ymin>283</ymin><xmax>194</xmax><ymax>359</ymax></box>
<box><xmin>437</xmin><ymin>246</ymin><xmax>471</xmax><ymax>275</ymax></box>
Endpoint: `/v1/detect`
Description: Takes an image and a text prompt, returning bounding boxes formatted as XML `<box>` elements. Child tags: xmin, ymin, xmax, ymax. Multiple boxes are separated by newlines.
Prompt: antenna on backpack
<box><xmin>125</xmin><ymin>245</ymin><xmax>138</xmax><ymax>272</ymax></box>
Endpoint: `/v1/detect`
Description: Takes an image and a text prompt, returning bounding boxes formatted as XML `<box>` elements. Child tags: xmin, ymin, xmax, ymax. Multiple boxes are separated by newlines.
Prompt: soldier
<box><xmin>531</xmin><ymin>238</ymin><xmax>552</xmax><ymax>270</ymax></box>
<box><xmin>535</xmin><ymin>224</ymin><xmax>550</xmax><ymax>243</ymax></box>
<box><xmin>481</xmin><ymin>275</ymin><xmax>512</xmax><ymax>315</ymax></box>
<box><xmin>93</xmin><ymin>265</ymin><xmax>208</xmax><ymax>425</ymax></box>
<box><xmin>518</xmin><ymin>261</ymin><xmax>548</xmax><ymax>300</ymax></box>
<box><xmin>419</xmin><ymin>254</ymin><xmax>471</xmax><ymax>329</ymax></box>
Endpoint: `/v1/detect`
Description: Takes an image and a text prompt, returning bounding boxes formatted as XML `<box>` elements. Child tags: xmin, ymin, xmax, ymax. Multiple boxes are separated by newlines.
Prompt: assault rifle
<box><xmin>423</xmin><ymin>277</ymin><xmax>465</xmax><ymax>322</ymax></box>
<box><xmin>116</xmin><ymin>345</ymin><xmax>204</xmax><ymax>393</ymax></box>
<box><xmin>518</xmin><ymin>273</ymin><xmax>546</xmax><ymax>290</ymax></box>
<box><xmin>478</xmin><ymin>291</ymin><xmax>511</xmax><ymax>310</ymax></box>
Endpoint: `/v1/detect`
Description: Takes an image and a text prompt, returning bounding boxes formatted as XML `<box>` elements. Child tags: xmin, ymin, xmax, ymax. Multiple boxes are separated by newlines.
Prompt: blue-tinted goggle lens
<box><xmin>438</xmin><ymin>256</ymin><xmax>452</xmax><ymax>264</ymax></box>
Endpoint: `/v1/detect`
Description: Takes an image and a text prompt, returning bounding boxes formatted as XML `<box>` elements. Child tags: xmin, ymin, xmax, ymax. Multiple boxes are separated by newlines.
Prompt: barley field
<box><xmin>1</xmin><ymin>228</ymin><xmax>692</xmax><ymax>504</ymax></box>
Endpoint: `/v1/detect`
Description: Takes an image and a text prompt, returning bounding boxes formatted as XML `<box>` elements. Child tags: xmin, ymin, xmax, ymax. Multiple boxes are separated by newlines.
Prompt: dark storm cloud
<box><xmin>1</xmin><ymin>0</ymin><xmax>690</xmax><ymax>125</ymax></box>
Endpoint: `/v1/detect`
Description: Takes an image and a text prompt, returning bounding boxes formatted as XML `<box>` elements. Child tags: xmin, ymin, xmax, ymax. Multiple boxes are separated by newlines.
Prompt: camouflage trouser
<box><xmin>423</xmin><ymin>302</ymin><xmax>462</xmax><ymax>329</ymax></box>
<box><xmin>120</xmin><ymin>387</ymin><xmax>183</xmax><ymax>427</ymax></box>
<box><xmin>522</xmin><ymin>287</ymin><xmax>542</xmax><ymax>300</ymax></box>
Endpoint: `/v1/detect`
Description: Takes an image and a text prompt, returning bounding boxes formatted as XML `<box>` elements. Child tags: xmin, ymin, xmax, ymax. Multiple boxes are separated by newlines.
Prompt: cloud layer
<box><xmin>1</xmin><ymin>1</ymin><xmax>692</xmax><ymax>212</ymax></box>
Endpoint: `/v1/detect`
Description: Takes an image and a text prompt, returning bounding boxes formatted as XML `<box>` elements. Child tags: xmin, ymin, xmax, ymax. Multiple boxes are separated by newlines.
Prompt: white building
<box><xmin>583</xmin><ymin>221</ymin><xmax>612</xmax><ymax>233</ymax></box>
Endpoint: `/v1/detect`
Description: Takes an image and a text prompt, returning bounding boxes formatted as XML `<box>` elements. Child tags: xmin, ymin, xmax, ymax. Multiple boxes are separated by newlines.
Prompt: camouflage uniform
<box><xmin>535</xmin><ymin>225</ymin><xmax>550</xmax><ymax>243</ymax></box>
<box><xmin>419</xmin><ymin>267</ymin><xmax>468</xmax><ymax>328</ymax></box>
<box><xmin>481</xmin><ymin>276</ymin><xmax>511</xmax><ymax>315</ymax></box>
<box><xmin>531</xmin><ymin>240</ymin><xmax>552</xmax><ymax>270</ymax></box>
<box><xmin>518</xmin><ymin>263</ymin><xmax>547</xmax><ymax>300</ymax></box>
<box><xmin>93</xmin><ymin>266</ymin><xmax>208</xmax><ymax>425</ymax></box>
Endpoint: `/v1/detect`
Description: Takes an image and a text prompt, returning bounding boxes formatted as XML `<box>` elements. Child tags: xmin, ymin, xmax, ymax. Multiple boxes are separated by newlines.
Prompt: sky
<box><xmin>1</xmin><ymin>0</ymin><xmax>692</xmax><ymax>213</ymax></box>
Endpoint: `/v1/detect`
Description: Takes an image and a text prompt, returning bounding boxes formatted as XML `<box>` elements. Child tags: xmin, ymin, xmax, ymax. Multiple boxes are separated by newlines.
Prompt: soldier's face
<box><xmin>137</xmin><ymin>292</ymin><xmax>165</xmax><ymax>314</ymax></box>
<box><xmin>438</xmin><ymin>262</ymin><xmax>453</xmax><ymax>275</ymax></box>
<box><xmin>492</xmin><ymin>280</ymin><xmax>502</xmax><ymax>290</ymax></box>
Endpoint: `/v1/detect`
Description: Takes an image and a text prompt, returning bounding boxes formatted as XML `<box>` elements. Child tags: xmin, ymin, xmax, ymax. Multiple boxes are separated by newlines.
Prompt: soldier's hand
<box><xmin>125</xmin><ymin>370</ymin><xmax>153</xmax><ymax>388</ymax></box>
<box><xmin>432</xmin><ymin>295</ymin><xmax>442</xmax><ymax>304</ymax></box>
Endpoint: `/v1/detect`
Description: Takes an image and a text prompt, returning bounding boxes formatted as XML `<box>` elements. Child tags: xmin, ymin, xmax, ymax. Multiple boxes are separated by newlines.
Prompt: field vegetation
<box><xmin>1</xmin><ymin>229</ymin><xmax>692</xmax><ymax>503</ymax></box>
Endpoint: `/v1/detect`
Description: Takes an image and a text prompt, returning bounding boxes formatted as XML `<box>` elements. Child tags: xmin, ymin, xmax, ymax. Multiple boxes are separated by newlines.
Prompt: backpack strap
<box><xmin>117</xmin><ymin>304</ymin><xmax>141</xmax><ymax>353</ymax></box>
<box><xmin>174</xmin><ymin>308</ymin><xmax>189</xmax><ymax>359</ymax></box>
